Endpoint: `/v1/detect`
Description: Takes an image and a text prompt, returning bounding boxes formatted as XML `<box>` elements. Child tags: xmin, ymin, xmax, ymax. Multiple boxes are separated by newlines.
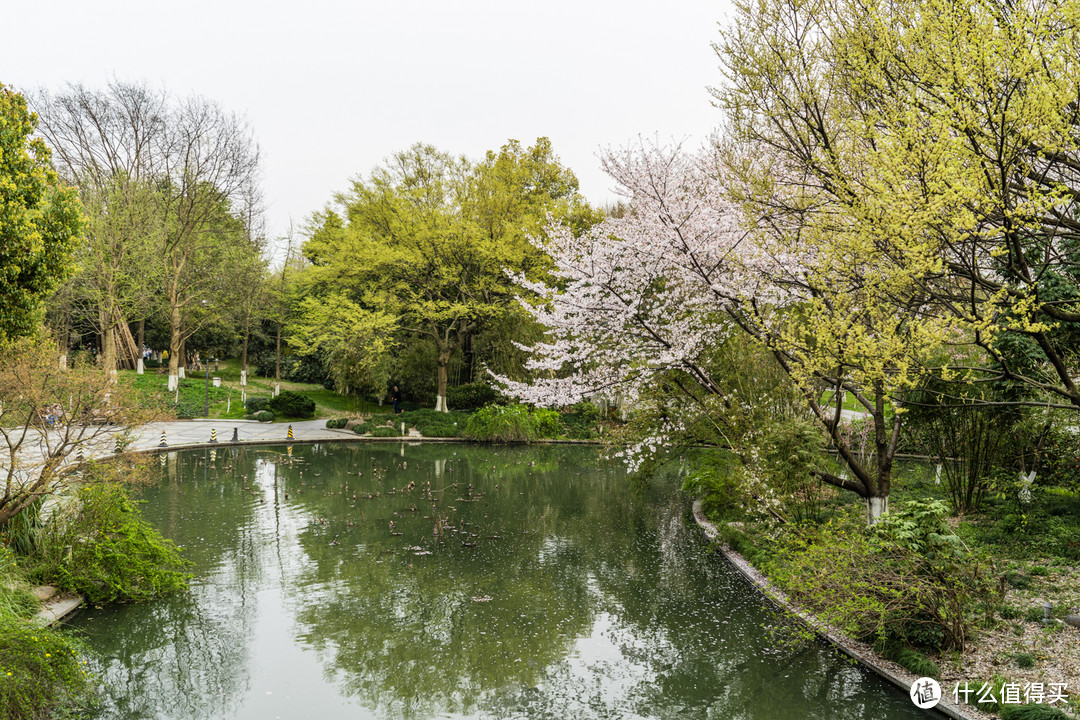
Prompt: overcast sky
<box><xmin>4</xmin><ymin>0</ymin><xmax>734</xmax><ymax>251</ymax></box>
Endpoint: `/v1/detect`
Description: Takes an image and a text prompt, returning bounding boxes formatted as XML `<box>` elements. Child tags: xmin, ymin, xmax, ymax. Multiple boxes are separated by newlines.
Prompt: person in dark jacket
<box><xmin>392</xmin><ymin>385</ymin><xmax>402</xmax><ymax>414</ymax></box>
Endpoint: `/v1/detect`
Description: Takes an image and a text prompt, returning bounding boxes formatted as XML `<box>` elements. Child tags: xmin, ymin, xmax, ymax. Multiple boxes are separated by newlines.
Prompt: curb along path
<box><xmin>691</xmin><ymin>499</ymin><xmax>987</xmax><ymax>720</ymax></box>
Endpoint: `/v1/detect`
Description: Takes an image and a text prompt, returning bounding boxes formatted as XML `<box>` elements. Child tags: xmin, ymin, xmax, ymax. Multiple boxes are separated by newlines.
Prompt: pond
<box><xmin>69</xmin><ymin>443</ymin><xmax>931</xmax><ymax>720</ymax></box>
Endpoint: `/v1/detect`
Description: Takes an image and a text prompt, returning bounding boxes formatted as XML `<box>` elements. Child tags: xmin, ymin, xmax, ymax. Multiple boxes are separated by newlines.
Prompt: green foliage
<box><xmin>396</xmin><ymin>409</ymin><xmax>468</xmax><ymax>438</ymax></box>
<box><xmin>0</xmin><ymin>615</ymin><xmax>95</xmax><ymax>719</ymax></box>
<box><xmin>267</xmin><ymin>391</ymin><xmax>315</xmax><ymax>419</ymax></box>
<box><xmin>998</xmin><ymin>703</ymin><xmax>1074</xmax><ymax>720</ymax></box>
<box><xmin>757</xmin><ymin>417</ymin><xmax>826</xmax><ymax>523</ymax></box>
<box><xmin>682</xmin><ymin>451</ymin><xmax>745</xmax><ymax>519</ymax></box>
<box><xmin>765</xmin><ymin>503</ymin><xmax>995</xmax><ymax>652</ymax></box>
<box><xmin>289</xmin><ymin>294</ymin><xmax>396</xmax><ymax>397</ymax></box>
<box><xmin>0</xmin><ymin>498</ymin><xmax>45</xmax><ymax>556</ymax></box>
<box><xmin>1014</xmin><ymin>652</ymin><xmax>1036</xmax><ymax>668</ymax></box>
<box><xmin>30</xmin><ymin>483</ymin><xmax>190</xmax><ymax>604</ymax></box>
<box><xmin>558</xmin><ymin>412</ymin><xmax>599</xmax><ymax>440</ymax></box>
<box><xmin>254</xmin><ymin>410</ymin><xmax>274</xmax><ymax>422</ymax></box>
<box><xmin>245</xmin><ymin>396</ymin><xmax>270</xmax><ymax>413</ymax></box>
<box><xmin>464</xmin><ymin>404</ymin><xmax>546</xmax><ymax>443</ymax></box>
<box><xmin>881</xmin><ymin>643</ymin><xmax>941</xmax><ymax>678</ymax></box>
<box><xmin>531</xmin><ymin>408</ymin><xmax>562</xmax><ymax>438</ymax></box>
<box><xmin>370</xmin><ymin>426</ymin><xmax>400</xmax><ymax>438</ymax></box>
<box><xmin>446</xmin><ymin>382</ymin><xmax>500</xmax><ymax>411</ymax></box>
<box><xmin>352</xmin><ymin>422</ymin><xmax>371</xmax><ymax>435</ymax></box>
<box><xmin>0</xmin><ymin>84</ymin><xmax>84</xmax><ymax>342</ymax></box>
<box><xmin>874</xmin><ymin>499</ymin><xmax>964</xmax><ymax>562</ymax></box>
<box><xmin>325</xmin><ymin>418</ymin><xmax>348</xmax><ymax>429</ymax></box>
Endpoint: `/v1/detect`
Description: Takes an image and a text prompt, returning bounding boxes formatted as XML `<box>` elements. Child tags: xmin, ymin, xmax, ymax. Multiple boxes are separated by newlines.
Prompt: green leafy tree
<box><xmin>0</xmin><ymin>83</ymin><xmax>83</xmax><ymax>341</ymax></box>
<box><xmin>300</xmin><ymin>139</ymin><xmax>597</xmax><ymax>410</ymax></box>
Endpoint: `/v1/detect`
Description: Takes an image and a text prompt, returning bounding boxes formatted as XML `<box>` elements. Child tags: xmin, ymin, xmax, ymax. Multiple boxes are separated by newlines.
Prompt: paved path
<box><xmin>126</xmin><ymin>418</ymin><xmax>361</xmax><ymax>453</ymax></box>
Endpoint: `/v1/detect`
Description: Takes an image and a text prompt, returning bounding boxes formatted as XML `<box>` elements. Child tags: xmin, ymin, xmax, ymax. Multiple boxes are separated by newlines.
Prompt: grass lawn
<box><xmin>118</xmin><ymin>358</ymin><xmax>391</xmax><ymax>420</ymax></box>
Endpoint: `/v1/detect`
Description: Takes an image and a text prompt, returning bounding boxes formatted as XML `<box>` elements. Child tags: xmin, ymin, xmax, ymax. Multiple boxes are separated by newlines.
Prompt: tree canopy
<box><xmin>0</xmin><ymin>83</ymin><xmax>83</xmax><ymax>342</ymax></box>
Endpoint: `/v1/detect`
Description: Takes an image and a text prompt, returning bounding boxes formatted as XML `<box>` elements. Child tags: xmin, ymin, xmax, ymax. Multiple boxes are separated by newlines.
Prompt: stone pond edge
<box><xmin>691</xmin><ymin>498</ymin><xmax>988</xmax><ymax>720</ymax></box>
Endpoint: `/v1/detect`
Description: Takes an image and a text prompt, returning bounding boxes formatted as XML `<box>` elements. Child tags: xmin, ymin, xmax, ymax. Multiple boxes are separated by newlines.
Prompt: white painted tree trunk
<box><xmin>59</xmin><ymin>354</ymin><xmax>66</xmax><ymax>370</ymax></box>
<box><xmin>867</xmin><ymin>496</ymin><xmax>888</xmax><ymax>524</ymax></box>
<box><xmin>435</xmin><ymin>394</ymin><xmax>448</xmax><ymax>412</ymax></box>
<box><xmin>168</xmin><ymin>374</ymin><xmax>179</xmax><ymax>392</ymax></box>
<box><xmin>274</xmin><ymin>382</ymin><xmax>280</xmax><ymax>397</ymax></box>
<box><xmin>240</xmin><ymin>370</ymin><xmax>247</xmax><ymax>386</ymax></box>
<box><xmin>934</xmin><ymin>464</ymin><xmax>942</xmax><ymax>485</ymax></box>
<box><xmin>136</xmin><ymin>358</ymin><xmax>144</xmax><ymax>375</ymax></box>
<box><xmin>178</xmin><ymin>367</ymin><xmax>186</xmax><ymax>379</ymax></box>
<box><xmin>1019</xmin><ymin>470</ymin><xmax>1037</xmax><ymax>505</ymax></box>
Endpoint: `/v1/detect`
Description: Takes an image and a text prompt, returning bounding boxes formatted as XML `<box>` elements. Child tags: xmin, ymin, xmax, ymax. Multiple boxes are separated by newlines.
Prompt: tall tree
<box><xmin>498</xmin><ymin>140</ymin><xmax>945</xmax><ymax>521</ymax></box>
<box><xmin>0</xmin><ymin>83</ymin><xmax>83</xmax><ymax>342</ymax></box>
<box><xmin>300</xmin><ymin>139</ymin><xmax>596</xmax><ymax>410</ymax></box>
<box><xmin>33</xmin><ymin>82</ymin><xmax>261</xmax><ymax>390</ymax></box>
<box><xmin>714</xmin><ymin>0</ymin><xmax>1080</xmax><ymax>414</ymax></box>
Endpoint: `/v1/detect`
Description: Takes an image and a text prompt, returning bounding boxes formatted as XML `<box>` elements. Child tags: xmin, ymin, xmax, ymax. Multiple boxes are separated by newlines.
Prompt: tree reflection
<box><xmin>283</xmin><ymin>444</ymin><xmax>604</xmax><ymax>718</ymax></box>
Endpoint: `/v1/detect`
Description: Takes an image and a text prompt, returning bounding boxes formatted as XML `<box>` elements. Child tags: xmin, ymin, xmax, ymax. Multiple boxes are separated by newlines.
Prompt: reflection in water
<box><xmin>70</xmin><ymin>444</ymin><xmax>930</xmax><ymax>720</ymax></box>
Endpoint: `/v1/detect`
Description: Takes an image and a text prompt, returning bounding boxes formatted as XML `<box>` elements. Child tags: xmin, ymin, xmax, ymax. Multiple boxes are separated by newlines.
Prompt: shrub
<box><xmin>768</xmin><ymin>503</ymin><xmax>995</xmax><ymax>652</ymax></box>
<box><xmin>244</xmin><ymin>396</ymin><xmax>270</xmax><ymax>413</ymax></box>
<box><xmin>395</xmin><ymin>409</ymin><xmax>467</xmax><ymax>437</ymax></box>
<box><xmin>464</xmin><ymin>404</ymin><xmax>538</xmax><ymax>443</ymax></box>
<box><xmin>532</xmin><ymin>408</ymin><xmax>562</xmax><ymax>438</ymax></box>
<box><xmin>446</xmin><ymin>382</ymin><xmax>500</xmax><ymax>411</ymax></box>
<box><xmin>352</xmin><ymin>423</ymin><xmax>371</xmax><ymax>435</ymax></box>
<box><xmin>559</xmin><ymin>412</ymin><xmax>599</xmax><ymax>439</ymax></box>
<box><xmin>566</xmin><ymin>400</ymin><xmax>603</xmax><ymax>423</ymax></box>
<box><xmin>268</xmin><ymin>391</ymin><xmax>316</xmax><ymax>419</ymax></box>
<box><xmin>0</xmin><ymin>615</ymin><xmax>95</xmax><ymax>719</ymax></box>
<box><xmin>254</xmin><ymin>410</ymin><xmax>274</xmax><ymax>423</ymax></box>
<box><xmin>882</xmin><ymin>644</ymin><xmax>941</xmax><ymax>678</ymax></box>
<box><xmin>325</xmin><ymin>418</ymin><xmax>348</xmax><ymax>429</ymax></box>
<box><xmin>30</xmin><ymin>483</ymin><xmax>190</xmax><ymax>604</ymax></box>
<box><xmin>370</xmin><ymin>426</ymin><xmax>400</xmax><ymax>438</ymax></box>
<box><xmin>1014</xmin><ymin>652</ymin><xmax>1036</xmax><ymax>668</ymax></box>
<box><xmin>682</xmin><ymin>451</ymin><xmax>744</xmax><ymax>520</ymax></box>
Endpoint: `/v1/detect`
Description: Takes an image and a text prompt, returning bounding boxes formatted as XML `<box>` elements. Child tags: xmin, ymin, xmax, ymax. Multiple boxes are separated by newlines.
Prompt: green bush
<box><xmin>766</xmin><ymin>503</ymin><xmax>994</xmax><ymax>652</ymax></box>
<box><xmin>0</xmin><ymin>615</ymin><xmax>95</xmax><ymax>719</ymax></box>
<box><xmin>31</xmin><ymin>483</ymin><xmax>190</xmax><ymax>604</ymax></box>
<box><xmin>567</xmin><ymin>400</ymin><xmax>603</xmax><ymax>423</ymax></box>
<box><xmin>268</xmin><ymin>391</ymin><xmax>316</xmax><ymax>419</ymax></box>
<box><xmin>882</xmin><ymin>643</ymin><xmax>941</xmax><ymax>678</ymax></box>
<box><xmin>464</xmin><ymin>404</ymin><xmax>538</xmax><ymax>443</ymax></box>
<box><xmin>559</xmin><ymin>412</ymin><xmax>599</xmax><ymax>439</ymax></box>
<box><xmin>396</xmin><ymin>409</ymin><xmax>468</xmax><ymax>438</ymax></box>
<box><xmin>532</xmin><ymin>408</ymin><xmax>562</xmax><ymax>438</ymax></box>
<box><xmin>370</xmin><ymin>426</ymin><xmax>400</xmax><ymax>438</ymax></box>
<box><xmin>325</xmin><ymin>418</ymin><xmax>348</xmax><ymax>429</ymax></box>
<box><xmin>682</xmin><ymin>451</ymin><xmax>744</xmax><ymax>519</ymax></box>
<box><xmin>244</xmin><ymin>396</ymin><xmax>270</xmax><ymax>413</ymax></box>
<box><xmin>352</xmin><ymin>423</ymin><xmax>371</xmax><ymax>435</ymax></box>
<box><xmin>254</xmin><ymin>410</ymin><xmax>274</xmax><ymax>423</ymax></box>
<box><xmin>446</xmin><ymin>382</ymin><xmax>501</xmax><ymax>411</ymax></box>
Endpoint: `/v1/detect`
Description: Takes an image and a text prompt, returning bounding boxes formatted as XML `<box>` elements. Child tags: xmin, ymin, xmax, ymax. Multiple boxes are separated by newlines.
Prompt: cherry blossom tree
<box><xmin>498</xmin><ymin>138</ymin><xmax>947</xmax><ymax>522</ymax></box>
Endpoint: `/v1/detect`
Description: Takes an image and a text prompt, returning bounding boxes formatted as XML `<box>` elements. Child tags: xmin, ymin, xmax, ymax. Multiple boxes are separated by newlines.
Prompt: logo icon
<box><xmin>910</xmin><ymin>677</ymin><xmax>942</xmax><ymax>709</ymax></box>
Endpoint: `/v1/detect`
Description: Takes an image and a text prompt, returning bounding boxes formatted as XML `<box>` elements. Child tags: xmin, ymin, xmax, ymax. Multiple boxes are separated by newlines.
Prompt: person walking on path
<box><xmin>392</xmin><ymin>385</ymin><xmax>402</xmax><ymax>414</ymax></box>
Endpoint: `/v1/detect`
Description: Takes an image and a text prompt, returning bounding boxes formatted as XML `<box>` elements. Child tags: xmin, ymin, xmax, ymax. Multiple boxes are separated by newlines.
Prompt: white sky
<box><xmin>4</xmin><ymin>0</ymin><xmax>734</xmax><ymax>251</ymax></box>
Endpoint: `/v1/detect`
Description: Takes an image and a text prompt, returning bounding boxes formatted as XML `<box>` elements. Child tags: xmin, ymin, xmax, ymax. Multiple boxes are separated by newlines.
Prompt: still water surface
<box><xmin>70</xmin><ymin>443</ymin><xmax>930</xmax><ymax>719</ymax></box>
